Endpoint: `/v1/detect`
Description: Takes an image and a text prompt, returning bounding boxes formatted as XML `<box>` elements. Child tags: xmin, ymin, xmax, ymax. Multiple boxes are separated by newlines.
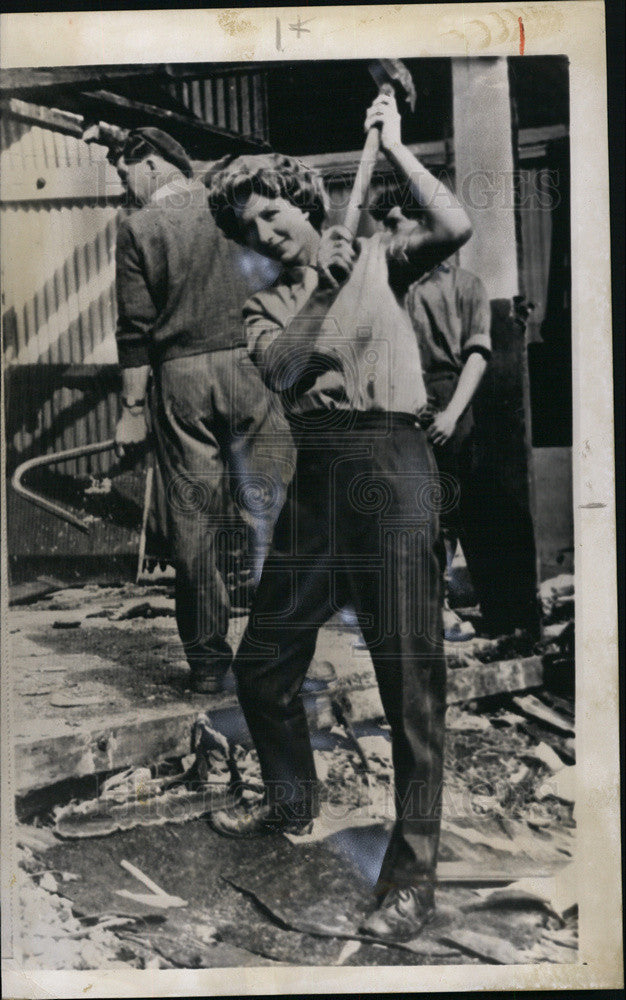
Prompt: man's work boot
<box><xmin>359</xmin><ymin>883</ymin><xmax>435</xmax><ymax>942</ymax></box>
<box><xmin>209</xmin><ymin>800</ymin><xmax>314</xmax><ymax>838</ymax></box>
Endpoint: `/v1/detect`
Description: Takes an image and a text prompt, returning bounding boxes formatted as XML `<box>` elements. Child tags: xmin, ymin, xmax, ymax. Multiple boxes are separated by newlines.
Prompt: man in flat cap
<box><xmin>113</xmin><ymin>127</ymin><xmax>293</xmax><ymax>693</ymax></box>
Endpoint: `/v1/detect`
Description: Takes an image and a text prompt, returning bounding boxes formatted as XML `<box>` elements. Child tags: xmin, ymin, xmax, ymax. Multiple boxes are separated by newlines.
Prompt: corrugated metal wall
<box><xmin>165</xmin><ymin>67</ymin><xmax>268</xmax><ymax>143</ymax></box>
<box><xmin>2</xmin><ymin>76</ymin><xmax>559</xmax><ymax>480</ymax></box>
<box><xmin>2</xmin><ymin>118</ymin><xmax>123</xmax><ymax>473</ymax></box>
<box><xmin>2</xmin><ymin>202</ymin><xmax>119</xmax><ymax>366</ymax></box>
<box><xmin>1</xmin><ymin>114</ymin><xmax>110</xmax><ymax>168</ymax></box>
<box><xmin>2</xmin><ymin>69</ymin><xmax>269</xmax><ymax>477</ymax></box>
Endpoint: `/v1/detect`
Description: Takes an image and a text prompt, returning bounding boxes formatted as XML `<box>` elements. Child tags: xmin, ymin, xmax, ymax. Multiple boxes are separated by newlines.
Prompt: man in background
<box><xmin>113</xmin><ymin>127</ymin><xmax>292</xmax><ymax>693</ymax></box>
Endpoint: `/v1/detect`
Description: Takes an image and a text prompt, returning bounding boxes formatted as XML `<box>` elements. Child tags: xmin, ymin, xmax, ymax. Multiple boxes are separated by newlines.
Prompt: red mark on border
<box><xmin>519</xmin><ymin>17</ymin><xmax>525</xmax><ymax>54</ymax></box>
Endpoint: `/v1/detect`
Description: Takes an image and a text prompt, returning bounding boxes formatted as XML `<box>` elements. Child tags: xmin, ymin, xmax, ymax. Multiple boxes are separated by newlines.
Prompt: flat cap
<box><xmin>123</xmin><ymin>127</ymin><xmax>192</xmax><ymax>177</ymax></box>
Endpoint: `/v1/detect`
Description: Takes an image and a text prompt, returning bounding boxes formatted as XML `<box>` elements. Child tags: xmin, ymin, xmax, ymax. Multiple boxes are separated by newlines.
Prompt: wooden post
<box><xmin>451</xmin><ymin>58</ymin><xmax>540</xmax><ymax>637</ymax></box>
<box><xmin>452</xmin><ymin>58</ymin><xmax>518</xmax><ymax>299</ymax></box>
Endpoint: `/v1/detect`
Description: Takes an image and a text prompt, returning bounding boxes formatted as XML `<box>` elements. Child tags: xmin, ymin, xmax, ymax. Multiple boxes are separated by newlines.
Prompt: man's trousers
<box><xmin>150</xmin><ymin>348</ymin><xmax>295</xmax><ymax>680</ymax></box>
<box><xmin>424</xmin><ymin>371</ymin><xmax>540</xmax><ymax>637</ymax></box>
<box><xmin>233</xmin><ymin>414</ymin><xmax>446</xmax><ymax>890</ymax></box>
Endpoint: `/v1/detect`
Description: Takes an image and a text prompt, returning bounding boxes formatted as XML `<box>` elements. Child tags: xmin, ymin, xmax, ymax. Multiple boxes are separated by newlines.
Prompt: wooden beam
<box><xmin>0</xmin><ymin>97</ymin><xmax>85</xmax><ymax>138</ymax></box>
<box><xmin>303</xmin><ymin>139</ymin><xmax>450</xmax><ymax>178</ymax></box>
<box><xmin>338</xmin><ymin>655</ymin><xmax>544</xmax><ymax>724</ymax></box>
<box><xmin>447</xmin><ymin>655</ymin><xmax>544</xmax><ymax>704</ymax></box>
<box><xmin>77</xmin><ymin>89</ymin><xmax>270</xmax><ymax>157</ymax></box>
<box><xmin>13</xmin><ymin>655</ymin><xmax>544</xmax><ymax>797</ymax></box>
<box><xmin>15</xmin><ymin>702</ymin><xmax>219</xmax><ymax>798</ymax></box>
<box><xmin>303</xmin><ymin>126</ymin><xmax>567</xmax><ymax>180</ymax></box>
<box><xmin>0</xmin><ymin>66</ymin><xmax>166</xmax><ymax>94</ymax></box>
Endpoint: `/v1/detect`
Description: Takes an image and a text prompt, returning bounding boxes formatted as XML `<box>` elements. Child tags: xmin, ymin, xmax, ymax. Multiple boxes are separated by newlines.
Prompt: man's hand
<box><xmin>317</xmin><ymin>225</ymin><xmax>357</xmax><ymax>288</ymax></box>
<box><xmin>114</xmin><ymin>408</ymin><xmax>148</xmax><ymax>458</ymax></box>
<box><xmin>427</xmin><ymin>408</ymin><xmax>458</xmax><ymax>447</ymax></box>
<box><xmin>416</xmin><ymin>401</ymin><xmax>437</xmax><ymax>429</ymax></box>
<box><xmin>364</xmin><ymin>93</ymin><xmax>402</xmax><ymax>154</ymax></box>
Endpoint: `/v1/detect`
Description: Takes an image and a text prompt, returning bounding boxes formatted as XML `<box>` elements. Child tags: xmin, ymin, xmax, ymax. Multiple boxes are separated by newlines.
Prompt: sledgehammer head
<box><xmin>368</xmin><ymin>58</ymin><xmax>417</xmax><ymax>112</ymax></box>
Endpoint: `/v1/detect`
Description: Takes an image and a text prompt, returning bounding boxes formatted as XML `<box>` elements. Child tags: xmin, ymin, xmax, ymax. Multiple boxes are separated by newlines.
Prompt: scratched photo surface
<box><xmin>0</xmin><ymin>5</ymin><xmax>620</xmax><ymax>998</ymax></box>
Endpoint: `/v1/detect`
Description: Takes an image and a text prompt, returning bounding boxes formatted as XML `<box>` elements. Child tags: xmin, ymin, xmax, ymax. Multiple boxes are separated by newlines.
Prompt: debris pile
<box><xmin>10</xmin><ymin>571</ymin><xmax>578</xmax><ymax>968</ymax></box>
<box><xmin>15</xmin><ymin>845</ymin><xmax>133</xmax><ymax>969</ymax></box>
<box><xmin>538</xmin><ymin>574</ymin><xmax>575</xmax><ymax>624</ymax></box>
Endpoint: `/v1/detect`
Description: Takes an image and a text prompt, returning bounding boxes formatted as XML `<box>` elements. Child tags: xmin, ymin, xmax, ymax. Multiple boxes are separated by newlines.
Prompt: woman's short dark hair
<box><xmin>206</xmin><ymin>153</ymin><xmax>328</xmax><ymax>240</ymax></box>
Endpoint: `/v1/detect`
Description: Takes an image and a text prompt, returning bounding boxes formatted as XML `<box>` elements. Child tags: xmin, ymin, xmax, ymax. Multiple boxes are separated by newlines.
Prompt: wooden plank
<box><xmin>436</xmin><ymin>862</ymin><xmax>558</xmax><ymax>884</ymax></box>
<box><xmin>77</xmin><ymin>89</ymin><xmax>270</xmax><ymax>158</ymax></box>
<box><xmin>447</xmin><ymin>656</ymin><xmax>544</xmax><ymax>704</ymax></box>
<box><xmin>0</xmin><ymin>66</ymin><xmax>166</xmax><ymax>93</ymax></box>
<box><xmin>13</xmin><ymin>680</ymin><xmax>345</xmax><ymax>795</ymax></box>
<box><xmin>13</xmin><ymin>654</ymin><xmax>544</xmax><ymax>796</ymax></box>
<box><xmin>512</xmin><ymin>693</ymin><xmax>575</xmax><ymax>735</ymax></box>
<box><xmin>341</xmin><ymin>656</ymin><xmax>544</xmax><ymax>723</ymax></box>
<box><xmin>14</xmin><ymin>702</ymin><xmax>217</xmax><ymax>795</ymax></box>
<box><xmin>8</xmin><ymin>576</ymin><xmax>65</xmax><ymax>606</ymax></box>
<box><xmin>0</xmin><ymin>98</ymin><xmax>84</xmax><ymax>137</ymax></box>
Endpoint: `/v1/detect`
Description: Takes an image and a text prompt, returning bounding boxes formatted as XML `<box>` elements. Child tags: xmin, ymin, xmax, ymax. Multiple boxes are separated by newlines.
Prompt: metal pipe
<box><xmin>11</xmin><ymin>439</ymin><xmax>116</xmax><ymax>533</ymax></box>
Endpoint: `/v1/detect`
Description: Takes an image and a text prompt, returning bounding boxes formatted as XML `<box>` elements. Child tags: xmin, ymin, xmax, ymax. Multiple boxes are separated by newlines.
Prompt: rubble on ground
<box><xmin>9</xmin><ymin>571</ymin><xmax>577</xmax><ymax>968</ymax></box>
<box><xmin>14</xmin><ymin>845</ymin><xmax>164</xmax><ymax>969</ymax></box>
<box><xmin>538</xmin><ymin>574</ymin><xmax>575</xmax><ymax>623</ymax></box>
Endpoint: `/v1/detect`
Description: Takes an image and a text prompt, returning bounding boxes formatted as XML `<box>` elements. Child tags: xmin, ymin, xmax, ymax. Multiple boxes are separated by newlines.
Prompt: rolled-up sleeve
<box><xmin>245</xmin><ymin>282</ymin><xmax>338</xmax><ymax>393</ymax></box>
<box><xmin>115</xmin><ymin>220</ymin><xmax>157</xmax><ymax>369</ymax></box>
<box><xmin>244</xmin><ymin>295</ymin><xmax>287</xmax><ymax>390</ymax></box>
<box><xmin>458</xmin><ymin>271</ymin><xmax>492</xmax><ymax>361</ymax></box>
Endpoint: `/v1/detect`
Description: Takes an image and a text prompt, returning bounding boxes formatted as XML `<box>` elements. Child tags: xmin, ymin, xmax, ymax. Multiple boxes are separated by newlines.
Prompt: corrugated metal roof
<box><xmin>165</xmin><ymin>68</ymin><xmax>267</xmax><ymax>142</ymax></box>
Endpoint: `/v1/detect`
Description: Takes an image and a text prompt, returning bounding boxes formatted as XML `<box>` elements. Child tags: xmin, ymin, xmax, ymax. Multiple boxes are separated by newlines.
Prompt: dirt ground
<box><xmin>8</xmin><ymin>579</ymin><xmax>577</xmax><ymax>970</ymax></box>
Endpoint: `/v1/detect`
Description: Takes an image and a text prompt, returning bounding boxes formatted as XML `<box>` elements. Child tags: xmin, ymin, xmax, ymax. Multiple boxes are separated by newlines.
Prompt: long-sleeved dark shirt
<box><xmin>115</xmin><ymin>178</ymin><xmax>274</xmax><ymax>368</ymax></box>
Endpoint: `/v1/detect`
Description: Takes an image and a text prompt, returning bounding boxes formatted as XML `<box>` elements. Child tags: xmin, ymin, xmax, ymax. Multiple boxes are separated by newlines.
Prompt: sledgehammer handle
<box><xmin>343</xmin><ymin>82</ymin><xmax>394</xmax><ymax>236</ymax></box>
